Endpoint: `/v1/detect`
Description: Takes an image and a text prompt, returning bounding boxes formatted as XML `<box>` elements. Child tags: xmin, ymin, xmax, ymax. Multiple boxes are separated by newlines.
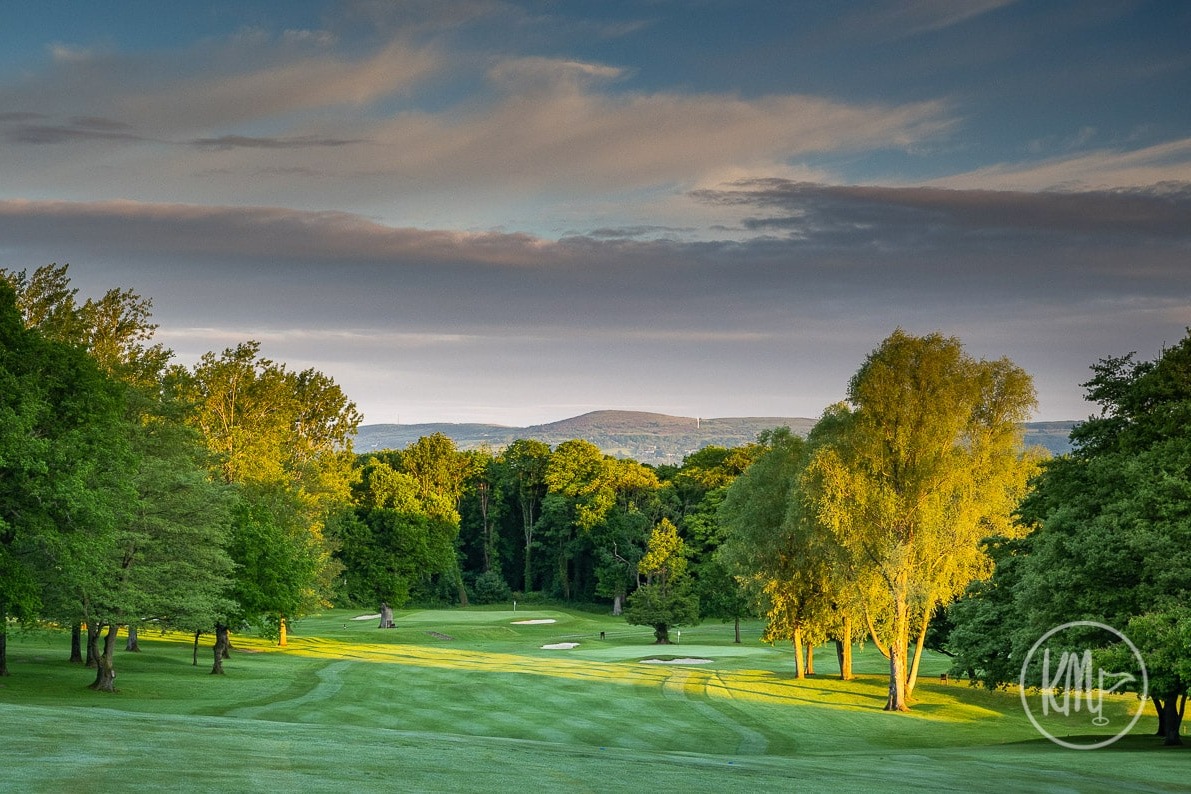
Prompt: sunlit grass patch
<box><xmin>0</xmin><ymin>606</ymin><xmax>1184</xmax><ymax>792</ymax></box>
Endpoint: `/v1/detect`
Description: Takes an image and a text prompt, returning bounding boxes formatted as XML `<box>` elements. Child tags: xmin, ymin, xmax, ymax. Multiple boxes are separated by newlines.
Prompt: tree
<box><xmin>667</xmin><ymin>444</ymin><xmax>764</xmax><ymax>644</ymax></box>
<box><xmin>624</xmin><ymin>518</ymin><xmax>699</xmax><ymax>643</ymax></box>
<box><xmin>806</xmin><ymin>330</ymin><xmax>1037</xmax><ymax>711</ymax></box>
<box><xmin>497</xmin><ymin>439</ymin><xmax>551</xmax><ymax>592</ymax></box>
<box><xmin>2</xmin><ymin>263</ymin><xmax>170</xmax><ymax>389</ymax></box>
<box><xmin>173</xmin><ymin>341</ymin><xmax>360</xmax><ymax>656</ymax></box>
<box><xmin>718</xmin><ymin>429</ymin><xmax>842</xmax><ymax>677</ymax></box>
<box><xmin>73</xmin><ymin>417</ymin><xmax>234</xmax><ymax>690</ymax></box>
<box><xmin>333</xmin><ymin>458</ymin><xmax>459</xmax><ymax>610</ymax></box>
<box><xmin>952</xmin><ymin>331</ymin><xmax>1191</xmax><ymax>743</ymax></box>
<box><xmin>0</xmin><ymin>280</ymin><xmax>134</xmax><ymax>681</ymax></box>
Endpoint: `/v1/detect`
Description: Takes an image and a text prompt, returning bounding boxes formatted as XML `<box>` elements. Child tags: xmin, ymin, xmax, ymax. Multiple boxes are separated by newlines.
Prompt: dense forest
<box><xmin>1</xmin><ymin>265</ymin><xmax>1186</xmax><ymax>743</ymax></box>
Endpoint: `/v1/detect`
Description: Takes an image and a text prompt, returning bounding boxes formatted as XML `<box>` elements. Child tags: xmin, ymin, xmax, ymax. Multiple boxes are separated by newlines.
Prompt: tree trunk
<box><xmin>654</xmin><ymin>624</ymin><xmax>670</xmax><ymax>644</ymax></box>
<box><xmin>211</xmin><ymin>623</ymin><xmax>229</xmax><ymax>675</ymax></box>
<box><xmin>1152</xmin><ymin>695</ymin><xmax>1167</xmax><ymax>736</ymax></box>
<box><xmin>192</xmin><ymin>631</ymin><xmax>201</xmax><ymax>666</ymax></box>
<box><xmin>885</xmin><ymin>593</ymin><xmax>910</xmax><ymax>712</ymax></box>
<box><xmin>522</xmin><ymin>507</ymin><xmax>535</xmax><ymax>593</ymax></box>
<box><xmin>478</xmin><ymin>481</ymin><xmax>492</xmax><ymax>573</ymax></box>
<box><xmin>125</xmin><ymin>625</ymin><xmax>140</xmax><ymax>652</ymax></box>
<box><xmin>805</xmin><ymin>644</ymin><xmax>815</xmax><ymax>676</ymax></box>
<box><xmin>557</xmin><ymin>549</ymin><xmax>571</xmax><ymax>601</ymax></box>
<box><xmin>86</xmin><ymin>624</ymin><xmax>100</xmax><ymax>668</ymax></box>
<box><xmin>792</xmin><ymin>627</ymin><xmax>805</xmax><ymax>679</ymax></box>
<box><xmin>1162</xmin><ymin>690</ymin><xmax>1185</xmax><ymax>746</ymax></box>
<box><xmin>279</xmin><ymin>616</ymin><xmax>287</xmax><ymax>647</ymax></box>
<box><xmin>0</xmin><ymin>609</ymin><xmax>8</xmax><ymax>677</ymax></box>
<box><xmin>70</xmin><ymin>623</ymin><xmax>84</xmax><ymax>664</ymax></box>
<box><xmin>611</xmin><ymin>593</ymin><xmax>622</xmax><ymax>616</ymax></box>
<box><xmin>905</xmin><ymin>607</ymin><xmax>932</xmax><ymax>699</ymax></box>
<box><xmin>734</xmin><ymin>617</ymin><xmax>741</xmax><ymax>645</ymax></box>
<box><xmin>90</xmin><ymin>624</ymin><xmax>118</xmax><ymax>692</ymax></box>
<box><xmin>380</xmin><ymin>602</ymin><xmax>394</xmax><ymax>628</ymax></box>
<box><xmin>838</xmin><ymin>615</ymin><xmax>854</xmax><ymax>680</ymax></box>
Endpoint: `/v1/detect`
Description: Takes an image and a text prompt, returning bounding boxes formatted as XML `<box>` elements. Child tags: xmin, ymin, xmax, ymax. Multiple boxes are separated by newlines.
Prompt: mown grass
<box><xmin>1</xmin><ymin>608</ymin><xmax>1185</xmax><ymax>792</ymax></box>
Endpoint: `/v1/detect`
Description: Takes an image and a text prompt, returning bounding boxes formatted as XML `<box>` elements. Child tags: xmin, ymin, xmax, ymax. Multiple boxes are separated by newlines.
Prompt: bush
<box><xmin>472</xmin><ymin>571</ymin><xmax>513</xmax><ymax>605</ymax></box>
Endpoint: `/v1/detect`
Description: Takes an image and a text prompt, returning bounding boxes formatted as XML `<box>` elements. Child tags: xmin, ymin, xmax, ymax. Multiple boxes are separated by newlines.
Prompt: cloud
<box><xmin>353</xmin><ymin>73</ymin><xmax>952</xmax><ymax>194</ymax></box>
<box><xmin>189</xmin><ymin>134</ymin><xmax>367</xmax><ymax>150</ymax></box>
<box><xmin>2</xmin><ymin>37</ymin><xmax>441</xmax><ymax>139</ymax></box>
<box><xmin>4</xmin><ymin>124</ymin><xmax>143</xmax><ymax>145</ymax></box>
<box><xmin>692</xmin><ymin>178</ymin><xmax>1191</xmax><ymax>242</ymax></box>
<box><xmin>1</xmin><ymin>114</ymin><xmax>144</xmax><ymax>145</ymax></box>
<box><xmin>3</xmin><ymin>195</ymin><xmax>1185</xmax><ymax>425</ymax></box>
<box><xmin>928</xmin><ymin>138</ymin><xmax>1191</xmax><ymax>191</ymax></box>
<box><xmin>0</xmin><ymin>199</ymin><xmax>559</xmax><ymax>267</ymax></box>
<box><xmin>841</xmin><ymin>0</ymin><xmax>1018</xmax><ymax>40</ymax></box>
<box><xmin>486</xmin><ymin>57</ymin><xmax>629</xmax><ymax>90</ymax></box>
<box><xmin>120</xmin><ymin>41</ymin><xmax>441</xmax><ymax>132</ymax></box>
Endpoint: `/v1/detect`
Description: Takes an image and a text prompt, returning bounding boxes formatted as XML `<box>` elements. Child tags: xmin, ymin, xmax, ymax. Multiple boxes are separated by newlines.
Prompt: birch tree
<box><xmin>806</xmin><ymin>330</ymin><xmax>1037</xmax><ymax>711</ymax></box>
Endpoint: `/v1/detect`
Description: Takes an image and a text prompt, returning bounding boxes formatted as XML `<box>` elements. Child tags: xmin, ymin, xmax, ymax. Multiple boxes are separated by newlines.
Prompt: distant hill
<box><xmin>354</xmin><ymin>410</ymin><xmax>1076</xmax><ymax>463</ymax></box>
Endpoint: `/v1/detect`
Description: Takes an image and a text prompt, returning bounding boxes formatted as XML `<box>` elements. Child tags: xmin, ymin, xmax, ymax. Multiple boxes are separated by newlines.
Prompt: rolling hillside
<box><xmin>354</xmin><ymin>410</ymin><xmax>1076</xmax><ymax>463</ymax></box>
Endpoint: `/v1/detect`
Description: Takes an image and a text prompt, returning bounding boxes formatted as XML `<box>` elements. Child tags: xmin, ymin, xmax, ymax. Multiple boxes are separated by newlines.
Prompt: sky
<box><xmin>1</xmin><ymin>0</ymin><xmax>1189</xmax><ymax>427</ymax></box>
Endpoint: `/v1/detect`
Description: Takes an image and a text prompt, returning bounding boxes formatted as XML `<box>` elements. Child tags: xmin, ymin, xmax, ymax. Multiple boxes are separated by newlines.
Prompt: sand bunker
<box><xmin>541</xmin><ymin>642</ymin><xmax>580</xmax><ymax>650</ymax></box>
<box><xmin>640</xmin><ymin>658</ymin><xmax>713</xmax><ymax>665</ymax></box>
<box><xmin>512</xmin><ymin>619</ymin><xmax>557</xmax><ymax>625</ymax></box>
<box><xmin>352</xmin><ymin>614</ymin><xmax>382</xmax><ymax>621</ymax></box>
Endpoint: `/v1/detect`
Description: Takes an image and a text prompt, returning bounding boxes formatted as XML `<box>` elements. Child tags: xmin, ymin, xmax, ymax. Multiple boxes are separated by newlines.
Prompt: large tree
<box><xmin>718</xmin><ymin>429</ymin><xmax>845</xmax><ymax>677</ymax></box>
<box><xmin>333</xmin><ymin>458</ymin><xmax>459</xmax><ymax>610</ymax></box>
<box><xmin>806</xmin><ymin>330</ymin><xmax>1037</xmax><ymax>711</ymax></box>
<box><xmin>173</xmin><ymin>341</ymin><xmax>360</xmax><ymax>655</ymax></box>
<box><xmin>951</xmin><ymin>331</ymin><xmax>1191</xmax><ymax>744</ymax></box>
<box><xmin>0</xmin><ymin>281</ymin><xmax>134</xmax><ymax>679</ymax></box>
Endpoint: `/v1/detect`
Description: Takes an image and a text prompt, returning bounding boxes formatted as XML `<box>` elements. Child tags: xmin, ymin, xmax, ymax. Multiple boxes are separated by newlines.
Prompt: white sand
<box><xmin>640</xmin><ymin>658</ymin><xmax>713</xmax><ymax>665</ymax></box>
<box><xmin>352</xmin><ymin>614</ymin><xmax>382</xmax><ymax>621</ymax></box>
<box><xmin>512</xmin><ymin>619</ymin><xmax>557</xmax><ymax>625</ymax></box>
<box><xmin>541</xmin><ymin>642</ymin><xmax>580</xmax><ymax>650</ymax></box>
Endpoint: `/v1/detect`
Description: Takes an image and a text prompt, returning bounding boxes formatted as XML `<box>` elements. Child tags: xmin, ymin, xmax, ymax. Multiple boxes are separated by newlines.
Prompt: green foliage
<box><xmin>0</xmin><ymin>278</ymin><xmax>137</xmax><ymax>674</ymax></box>
<box><xmin>471</xmin><ymin>570</ymin><xmax>513</xmax><ymax>605</ymax></box>
<box><xmin>625</xmin><ymin>518</ymin><xmax>700</xmax><ymax>642</ymax></box>
<box><xmin>950</xmin><ymin>331</ymin><xmax>1191</xmax><ymax>742</ymax></box>
<box><xmin>804</xmin><ymin>330</ymin><xmax>1038</xmax><ymax>709</ymax></box>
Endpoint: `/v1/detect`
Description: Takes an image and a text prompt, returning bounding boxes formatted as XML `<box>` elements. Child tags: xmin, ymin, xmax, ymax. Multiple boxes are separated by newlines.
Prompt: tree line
<box><xmin>2</xmin><ymin>265</ymin><xmax>1186</xmax><ymax>746</ymax></box>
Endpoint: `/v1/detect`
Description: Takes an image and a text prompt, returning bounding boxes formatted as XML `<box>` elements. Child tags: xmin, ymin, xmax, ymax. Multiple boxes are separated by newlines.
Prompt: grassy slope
<box><xmin>1</xmin><ymin>608</ymin><xmax>1184</xmax><ymax>792</ymax></box>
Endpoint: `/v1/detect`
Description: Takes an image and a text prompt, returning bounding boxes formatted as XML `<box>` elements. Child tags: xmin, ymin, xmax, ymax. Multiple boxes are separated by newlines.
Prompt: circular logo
<box><xmin>1019</xmin><ymin>621</ymin><xmax>1148</xmax><ymax>750</ymax></box>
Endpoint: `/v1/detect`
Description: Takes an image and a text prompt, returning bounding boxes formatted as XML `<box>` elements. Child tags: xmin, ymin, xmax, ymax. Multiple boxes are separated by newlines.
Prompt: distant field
<box><xmin>1</xmin><ymin>607</ymin><xmax>1182</xmax><ymax>792</ymax></box>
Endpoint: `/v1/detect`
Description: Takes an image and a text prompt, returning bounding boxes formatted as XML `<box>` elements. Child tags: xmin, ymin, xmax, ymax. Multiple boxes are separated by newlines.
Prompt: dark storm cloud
<box><xmin>2</xmin><ymin>196</ymin><xmax>1186</xmax><ymax>423</ymax></box>
<box><xmin>692</xmin><ymin>179</ymin><xmax>1191</xmax><ymax>243</ymax></box>
<box><xmin>1</xmin><ymin>197</ymin><xmax>1184</xmax><ymax>327</ymax></box>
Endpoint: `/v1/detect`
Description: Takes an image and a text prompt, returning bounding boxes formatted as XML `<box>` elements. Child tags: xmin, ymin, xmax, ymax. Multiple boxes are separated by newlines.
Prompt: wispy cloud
<box><xmin>1</xmin><ymin>114</ymin><xmax>144</xmax><ymax>145</ymax></box>
<box><xmin>121</xmin><ymin>41</ymin><xmax>441</xmax><ymax>131</ymax></box>
<box><xmin>189</xmin><ymin>134</ymin><xmax>367</xmax><ymax>150</ymax></box>
<box><xmin>929</xmin><ymin>138</ymin><xmax>1191</xmax><ymax>191</ymax></box>
<box><xmin>843</xmin><ymin>0</ymin><xmax>1019</xmax><ymax>39</ymax></box>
